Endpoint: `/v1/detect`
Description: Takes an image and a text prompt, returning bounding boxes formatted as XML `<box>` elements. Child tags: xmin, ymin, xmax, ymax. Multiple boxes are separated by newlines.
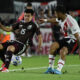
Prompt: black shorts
<box><xmin>57</xmin><ymin>38</ymin><xmax>76</xmax><ymax>53</ymax></box>
<box><xmin>2</xmin><ymin>40</ymin><xmax>26</xmax><ymax>55</ymax></box>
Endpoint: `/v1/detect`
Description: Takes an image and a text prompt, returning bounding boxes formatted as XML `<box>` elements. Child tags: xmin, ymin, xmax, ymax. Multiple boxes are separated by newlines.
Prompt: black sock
<box><xmin>5</xmin><ymin>51</ymin><xmax>13</xmax><ymax>69</ymax></box>
<box><xmin>0</xmin><ymin>50</ymin><xmax>5</xmax><ymax>63</ymax></box>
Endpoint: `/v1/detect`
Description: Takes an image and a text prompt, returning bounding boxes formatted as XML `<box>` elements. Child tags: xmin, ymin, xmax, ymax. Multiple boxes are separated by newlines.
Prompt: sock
<box><xmin>57</xmin><ymin>59</ymin><xmax>65</xmax><ymax>72</ymax></box>
<box><xmin>49</xmin><ymin>54</ymin><xmax>55</xmax><ymax>69</ymax></box>
<box><xmin>5</xmin><ymin>51</ymin><xmax>13</xmax><ymax>69</ymax></box>
<box><xmin>0</xmin><ymin>54</ymin><xmax>5</xmax><ymax>64</ymax></box>
<box><xmin>0</xmin><ymin>50</ymin><xmax>5</xmax><ymax>63</ymax></box>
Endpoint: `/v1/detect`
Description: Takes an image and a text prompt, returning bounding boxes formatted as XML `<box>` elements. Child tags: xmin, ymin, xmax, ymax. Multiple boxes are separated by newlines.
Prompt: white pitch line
<box><xmin>9</xmin><ymin>67</ymin><xmax>47</xmax><ymax>72</ymax></box>
<box><xmin>9</xmin><ymin>64</ymin><xmax>80</xmax><ymax>72</ymax></box>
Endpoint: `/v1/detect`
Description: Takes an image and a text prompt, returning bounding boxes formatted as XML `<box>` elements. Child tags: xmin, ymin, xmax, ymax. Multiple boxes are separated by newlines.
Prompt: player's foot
<box><xmin>0</xmin><ymin>63</ymin><xmax>5</xmax><ymax>71</ymax></box>
<box><xmin>45</xmin><ymin>67</ymin><xmax>54</xmax><ymax>74</ymax></box>
<box><xmin>54</xmin><ymin>69</ymin><xmax>62</xmax><ymax>74</ymax></box>
<box><xmin>0</xmin><ymin>68</ymin><xmax>2</xmax><ymax>71</ymax></box>
<box><xmin>1</xmin><ymin>67</ymin><xmax>9</xmax><ymax>72</ymax></box>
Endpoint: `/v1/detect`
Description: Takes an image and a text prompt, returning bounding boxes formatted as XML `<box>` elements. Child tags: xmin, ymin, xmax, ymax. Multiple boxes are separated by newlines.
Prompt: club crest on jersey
<box><xmin>19</xmin><ymin>25</ymin><xmax>23</xmax><ymax>28</ymax></box>
<box><xmin>27</xmin><ymin>25</ymin><xmax>32</xmax><ymax>29</ymax></box>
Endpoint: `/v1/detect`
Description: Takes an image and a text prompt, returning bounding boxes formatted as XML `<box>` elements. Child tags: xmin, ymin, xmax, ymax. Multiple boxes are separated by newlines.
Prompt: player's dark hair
<box><xmin>27</xmin><ymin>2</ymin><xmax>32</xmax><ymax>7</ymax></box>
<box><xmin>55</xmin><ymin>5</ymin><xmax>66</xmax><ymax>14</ymax></box>
<box><xmin>24</xmin><ymin>9</ymin><xmax>34</xmax><ymax>15</ymax></box>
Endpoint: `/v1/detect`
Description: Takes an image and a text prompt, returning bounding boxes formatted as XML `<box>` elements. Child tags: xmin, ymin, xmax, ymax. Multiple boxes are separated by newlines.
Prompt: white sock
<box><xmin>57</xmin><ymin>59</ymin><xmax>65</xmax><ymax>71</ymax></box>
<box><xmin>49</xmin><ymin>54</ymin><xmax>55</xmax><ymax>69</ymax></box>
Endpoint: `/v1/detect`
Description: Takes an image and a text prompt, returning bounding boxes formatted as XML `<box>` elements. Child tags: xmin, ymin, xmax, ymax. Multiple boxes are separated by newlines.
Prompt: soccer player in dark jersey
<box><xmin>17</xmin><ymin>2</ymin><xmax>35</xmax><ymax>57</ymax></box>
<box><xmin>0</xmin><ymin>9</ymin><xmax>42</xmax><ymax>72</ymax></box>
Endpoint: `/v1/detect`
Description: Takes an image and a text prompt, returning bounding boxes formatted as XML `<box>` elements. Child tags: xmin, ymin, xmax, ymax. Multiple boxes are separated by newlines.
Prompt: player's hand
<box><xmin>39</xmin><ymin>19</ymin><xmax>47</xmax><ymax>23</ymax></box>
<box><xmin>0</xmin><ymin>44</ymin><xmax>3</xmax><ymax>49</ymax></box>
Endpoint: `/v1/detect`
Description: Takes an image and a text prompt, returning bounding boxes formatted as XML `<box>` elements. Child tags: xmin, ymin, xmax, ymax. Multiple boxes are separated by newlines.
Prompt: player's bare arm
<box><xmin>74</xmin><ymin>33</ymin><xmax>80</xmax><ymax>40</ymax></box>
<box><xmin>37</xmin><ymin>34</ymin><xmax>42</xmax><ymax>52</ymax></box>
<box><xmin>0</xmin><ymin>23</ymin><xmax>12</xmax><ymax>32</ymax></box>
<box><xmin>74</xmin><ymin>33</ymin><xmax>80</xmax><ymax>45</ymax></box>
<box><xmin>74</xmin><ymin>33</ymin><xmax>80</xmax><ymax>58</ymax></box>
<box><xmin>0</xmin><ymin>43</ymin><xmax>3</xmax><ymax>49</ymax></box>
<box><xmin>39</xmin><ymin>18</ymin><xmax>57</xmax><ymax>23</ymax></box>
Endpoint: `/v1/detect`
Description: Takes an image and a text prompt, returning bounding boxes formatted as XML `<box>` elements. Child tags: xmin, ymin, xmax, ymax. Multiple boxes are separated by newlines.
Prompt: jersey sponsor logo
<box><xmin>27</xmin><ymin>25</ymin><xmax>32</xmax><ymax>29</ymax></box>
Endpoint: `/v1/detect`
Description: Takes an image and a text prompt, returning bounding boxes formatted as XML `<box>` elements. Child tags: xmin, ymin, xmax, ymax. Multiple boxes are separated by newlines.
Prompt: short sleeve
<box><xmin>69</xmin><ymin>19</ymin><xmax>80</xmax><ymax>34</ymax></box>
<box><xmin>35</xmin><ymin>22</ymin><xmax>41</xmax><ymax>35</ymax></box>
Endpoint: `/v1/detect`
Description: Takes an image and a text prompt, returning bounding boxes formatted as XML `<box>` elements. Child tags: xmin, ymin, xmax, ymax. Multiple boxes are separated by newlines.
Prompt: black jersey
<box><xmin>12</xmin><ymin>21</ymin><xmax>41</xmax><ymax>45</ymax></box>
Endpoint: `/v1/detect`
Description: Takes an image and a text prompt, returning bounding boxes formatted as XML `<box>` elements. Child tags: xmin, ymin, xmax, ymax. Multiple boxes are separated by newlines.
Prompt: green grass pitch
<box><xmin>0</xmin><ymin>54</ymin><xmax>80</xmax><ymax>80</ymax></box>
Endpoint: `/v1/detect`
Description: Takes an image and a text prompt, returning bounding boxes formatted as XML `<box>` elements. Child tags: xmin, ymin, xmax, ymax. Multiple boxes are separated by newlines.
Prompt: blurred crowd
<box><xmin>0</xmin><ymin>2</ymin><xmax>80</xmax><ymax>56</ymax></box>
<box><xmin>0</xmin><ymin>2</ymin><xmax>80</xmax><ymax>27</ymax></box>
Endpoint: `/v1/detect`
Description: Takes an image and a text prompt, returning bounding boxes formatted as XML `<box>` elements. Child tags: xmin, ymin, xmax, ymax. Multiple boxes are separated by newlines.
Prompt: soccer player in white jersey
<box><xmin>40</xmin><ymin>5</ymin><xmax>80</xmax><ymax>74</ymax></box>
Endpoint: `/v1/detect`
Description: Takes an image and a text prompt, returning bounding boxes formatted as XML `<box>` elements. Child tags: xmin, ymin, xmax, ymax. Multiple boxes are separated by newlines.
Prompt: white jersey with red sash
<box><xmin>59</xmin><ymin>14</ymin><xmax>80</xmax><ymax>40</ymax></box>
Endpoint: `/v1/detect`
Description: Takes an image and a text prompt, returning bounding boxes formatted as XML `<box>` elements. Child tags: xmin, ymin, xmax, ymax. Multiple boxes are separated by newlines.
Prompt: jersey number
<box><xmin>20</xmin><ymin>29</ymin><xmax>26</xmax><ymax>35</ymax></box>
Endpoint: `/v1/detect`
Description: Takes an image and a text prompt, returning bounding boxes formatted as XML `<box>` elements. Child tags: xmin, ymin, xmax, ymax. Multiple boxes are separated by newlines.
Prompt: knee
<box><xmin>7</xmin><ymin>45</ymin><xmax>15</xmax><ymax>52</ymax></box>
<box><xmin>50</xmin><ymin>42</ymin><xmax>59</xmax><ymax>55</ymax></box>
<box><xmin>60</xmin><ymin>47</ymin><xmax>68</xmax><ymax>56</ymax></box>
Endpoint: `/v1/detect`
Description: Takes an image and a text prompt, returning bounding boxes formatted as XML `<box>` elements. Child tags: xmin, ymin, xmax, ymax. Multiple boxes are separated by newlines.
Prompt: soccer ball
<box><xmin>11</xmin><ymin>55</ymin><xmax>22</xmax><ymax>66</ymax></box>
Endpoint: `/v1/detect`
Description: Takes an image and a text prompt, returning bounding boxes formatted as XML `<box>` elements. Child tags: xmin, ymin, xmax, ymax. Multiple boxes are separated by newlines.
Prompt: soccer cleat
<box><xmin>45</xmin><ymin>67</ymin><xmax>54</xmax><ymax>74</ymax></box>
<box><xmin>0</xmin><ymin>68</ymin><xmax>2</xmax><ymax>71</ymax></box>
<box><xmin>54</xmin><ymin>69</ymin><xmax>62</xmax><ymax>74</ymax></box>
<box><xmin>1</xmin><ymin>67</ymin><xmax>9</xmax><ymax>72</ymax></box>
<box><xmin>0</xmin><ymin>63</ymin><xmax>5</xmax><ymax>71</ymax></box>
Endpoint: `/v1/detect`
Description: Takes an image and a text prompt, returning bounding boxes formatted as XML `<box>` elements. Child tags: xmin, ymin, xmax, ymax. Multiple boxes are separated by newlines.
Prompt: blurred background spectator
<box><xmin>0</xmin><ymin>0</ymin><xmax>80</xmax><ymax>55</ymax></box>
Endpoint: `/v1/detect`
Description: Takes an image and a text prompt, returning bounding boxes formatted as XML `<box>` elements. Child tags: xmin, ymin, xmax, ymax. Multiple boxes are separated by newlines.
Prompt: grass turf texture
<box><xmin>0</xmin><ymin>54</ymin><xmax>80</xmax><ymax>80</ymax></box>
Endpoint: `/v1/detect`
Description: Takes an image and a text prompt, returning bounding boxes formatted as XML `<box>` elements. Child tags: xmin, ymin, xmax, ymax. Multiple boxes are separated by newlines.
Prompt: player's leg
<box><xmin>1</xmin><ymin>41</ymin><xmax>26</xmax><ymax>72</ymax></box>
<box><xmin>1</xmin><ymin>45</ymin><xmax>15</xmax><ymax>72</ymax></box>
<box><xmin>0</xmin><ymin>44</ymin><xmax>5</xmax><ymax>63</ymax></box>
<box><xmin>54</xmin><ymin>46</ymin><xmax>68</xmax><ymax>74</ymax></box>
<box><xmin>0</xmin><ymin>44</ymin><xmax>6</xmax><ymax>70</ymax></box>
<box><xmin>45</xmin><ymin>41</ymin><xmax>60</xmax><ymax>74</ymax></box>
